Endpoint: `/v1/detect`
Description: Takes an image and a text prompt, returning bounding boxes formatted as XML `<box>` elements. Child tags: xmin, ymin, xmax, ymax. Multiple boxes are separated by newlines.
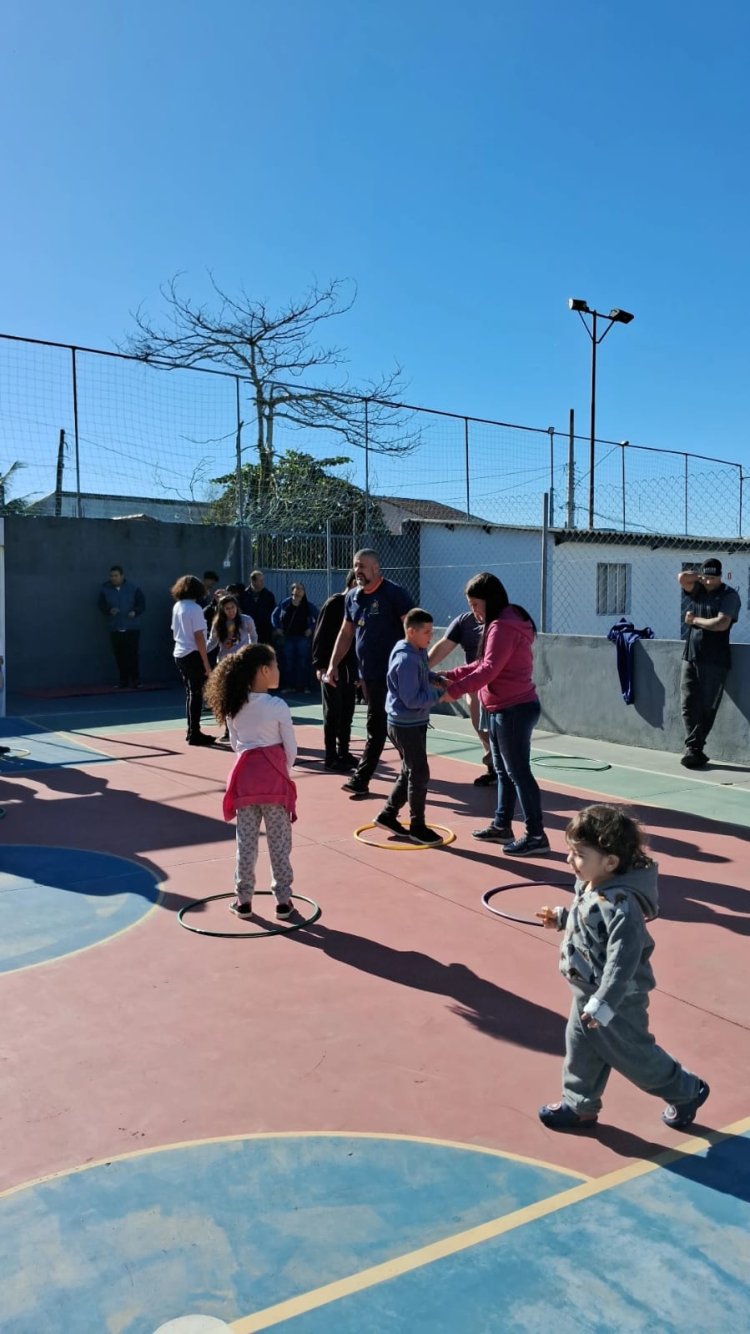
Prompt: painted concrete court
<box><xmin>1</xmin><ymin>690</ymin><xmax>748</xmax><ymax>1332</ymax></box>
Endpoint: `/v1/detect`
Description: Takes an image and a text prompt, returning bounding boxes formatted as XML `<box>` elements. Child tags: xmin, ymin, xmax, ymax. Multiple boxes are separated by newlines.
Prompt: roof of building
<box><xmin>373</xmin><ymin>495</ymin><xmax>487</xmax><ymax>524</ymax></box>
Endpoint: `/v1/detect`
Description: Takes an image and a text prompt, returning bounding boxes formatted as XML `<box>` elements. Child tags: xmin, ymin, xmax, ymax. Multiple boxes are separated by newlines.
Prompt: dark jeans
<box><xmin>680</xmin><ymin>660</ymin><xmax>727</xmax><ymax>753</ymax></box>
<box><xmin>322</xmin><ymin>678</ymin><xmax>356</xmax><ymax>760</ymax></box>
<box><xmin>355</xmin><ymin>678</ymin><xmax>388</xmax><ymax>784</ymax></box>
<box><xmin>488</xmin><ymin>698</ymin><xmax>544</xmax><ymax>836</ymax></box>
<box><xmin>110</xmin><ymin>629</ymin><xmax>140</xmax><ymax>686</ymax></box>
<box><xmin>281</xmin><ymin>636</ymin><xmax>312</xmax><ymax>690</ymax></box>
<box><xmin>175</xmin><ymin>651</ymin><xmax>207</xmax><ymax>741</ymax></box>
<box><xmin>385</xmin><ymin>722</ymin><xmax>430</xmax><ymax>824</ymax></box>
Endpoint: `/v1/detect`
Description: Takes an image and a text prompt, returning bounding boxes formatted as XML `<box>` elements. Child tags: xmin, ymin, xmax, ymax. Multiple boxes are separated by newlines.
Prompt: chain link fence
<box><xmin>1</xmin><ymin>333</ymin><xmax>747</xmax><ymax>640</ymax></box>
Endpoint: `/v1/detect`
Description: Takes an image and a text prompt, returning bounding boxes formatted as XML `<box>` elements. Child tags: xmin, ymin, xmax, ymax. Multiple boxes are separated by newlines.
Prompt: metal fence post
<box><xmin>621</xmin><ymin>441</ymin><xmax>627</xmax><ymax>531</ymax></box>
<box><xmin>540</xmin><ymin>491</ymin><xmax>549</xmax><ymax>633</ymax></box>
<box><xmin>566</xmin><ymin>408</ymin><xmax>575</xmax><ymax>528</ymax></box>
<box><xmin>464</xmin><ymin>417</ymin><xmax>471</xmax><ymax>519</ymax></box>
<box><xmin>234</xmin><ymin>376</ymin><xmax>245</xmax><ymax>582</ymax></box>
<box><xmin>683</xmin><ymin>454</ymin><xmax>689</xmax><ymax>535</ymax></box>
<box><xmin>547</xmin><ymin>427</ymin><xmax>555</xmax><ymax>527</ymax></box>
<box><xmin>71</xmin><ymin>347</ymin><xmax>82</xmax><ymax>518</ymax></box>
<box><xmin>325</xmin><ymin>518</ymin><xmax>332</xmax><ymax>600</ymax></box>
<box><xmin>364</xmin><ymin>398</ymin><xmax>371</xmax><ymax>534</ymax></box>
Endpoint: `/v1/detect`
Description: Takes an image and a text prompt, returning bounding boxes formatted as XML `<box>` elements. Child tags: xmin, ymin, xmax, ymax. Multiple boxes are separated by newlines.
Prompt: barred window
<box><xmin>597</xmin><ymin>562</ymin><xmax>631</xmax><ymax>615</ymax></box>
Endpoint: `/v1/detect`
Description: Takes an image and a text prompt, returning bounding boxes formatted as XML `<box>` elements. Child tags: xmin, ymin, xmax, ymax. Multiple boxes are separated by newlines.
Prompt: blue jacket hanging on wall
<box><xmin>607</xmin><ymin>619</ymin><xmax>655</xmax><ymax>705</ymax></box>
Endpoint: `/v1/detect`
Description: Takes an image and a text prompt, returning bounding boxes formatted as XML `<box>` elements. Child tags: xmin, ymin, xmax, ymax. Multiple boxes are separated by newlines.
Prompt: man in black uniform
<box><xmin>677</xmin><ymin>558</ymin><xmax>741</xmax><ymax>767</ymax></box>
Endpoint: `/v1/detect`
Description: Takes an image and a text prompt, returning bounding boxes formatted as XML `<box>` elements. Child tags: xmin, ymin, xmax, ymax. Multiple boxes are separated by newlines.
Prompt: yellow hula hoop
<box><xmin>354</xmin><ymin>822</ymin><xmax>456</xmax><ymax>850</ymax></box>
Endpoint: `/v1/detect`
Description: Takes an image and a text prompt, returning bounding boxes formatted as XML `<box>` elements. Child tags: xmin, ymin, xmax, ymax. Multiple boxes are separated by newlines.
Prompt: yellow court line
<box><xmin>0</xmin><ymin>1128</ymin><xmax>590</xmax><ymax>1201</ymax></box>
<box><xmin>0</xmin><ymin>845</ymin><xmax>164</xmax><ymax>978</ymax></box>
<box><xmin>229</xmin><ymin>1115</ymin><xmax>750</xmax><ymax>1333</ymax></box>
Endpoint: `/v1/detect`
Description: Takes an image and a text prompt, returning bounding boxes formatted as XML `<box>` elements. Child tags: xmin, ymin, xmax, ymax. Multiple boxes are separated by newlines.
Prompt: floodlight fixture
<box><xmin>567</xmin><ymin>297</ymin><xmax>635</xmax><ymax>527</ymax></box>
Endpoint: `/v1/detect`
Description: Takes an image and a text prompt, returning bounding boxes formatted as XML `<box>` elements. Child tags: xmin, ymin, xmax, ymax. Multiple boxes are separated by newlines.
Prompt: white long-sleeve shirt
<box><xmin>228</xmin><ymin>693</ymin><xmax>297</xmax><ymax>770</ymax></box>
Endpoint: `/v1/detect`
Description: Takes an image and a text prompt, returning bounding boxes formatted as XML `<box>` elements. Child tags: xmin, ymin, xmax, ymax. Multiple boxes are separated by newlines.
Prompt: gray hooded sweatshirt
<box><xmin>555</xmin><ymin>862</ymin><xmax>659</xmax><ymax>1027</ymax></box>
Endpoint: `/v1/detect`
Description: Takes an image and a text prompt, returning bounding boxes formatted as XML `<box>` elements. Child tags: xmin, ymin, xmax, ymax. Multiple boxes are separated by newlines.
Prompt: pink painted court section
<box><xmin>1</xmin><ymin>711</ymin><xmax>749</xmax><ymax>1331</ymax></box>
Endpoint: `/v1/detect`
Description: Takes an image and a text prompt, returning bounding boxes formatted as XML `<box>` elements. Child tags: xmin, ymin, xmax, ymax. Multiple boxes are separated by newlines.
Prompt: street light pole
<box><xmin>568</xmin><ymin>299</ymin><xmax>634</xmax><ymax>529</ymax></box>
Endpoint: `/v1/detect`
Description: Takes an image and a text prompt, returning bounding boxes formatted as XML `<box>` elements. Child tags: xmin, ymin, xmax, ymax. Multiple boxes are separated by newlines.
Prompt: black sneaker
<box><xmin>324</xmin><ymin>756</ymin><xmax>339</xmax><ymax>770</ymax></box>
<box><xmin>188</xmin><ymin>733</ymin><xmax>216</xmax><ymax>747</ymax></box>
<box><xmin>502</xmin><ymin>833</ymin><xmax>550</xmax><ymax>857</ymax></box>
<box><xmin>276</xmin><ymin>901</ymin><xmax>294</xmax><ymax>919</ymax></box>
<box><xmin>342</xmin><ymin>775</ymin><xmax>369</xmax><ymax>795</ymax></box>
<box><xmin>680</xmin><ymin>751</ymin><xmax>707</xmax><ymax>769</ymax></box>
<box><xmin>336</xmin><ymin>753</ymin><xmax>358</xmax><ymax>770</ymax></box>
<box><xmin>230</xmin><ymin>899</ymin><xmax>253</xmax><ymax>918</ymax></box>
<box><xmin>473</xmin><ymin>771</ymin><xmax>496</xmax><ymax>787</ymax></box>
<box><xmin>662</xmin><ymin>1080</ymin><xmax>710</xmax><ymax>1129</ymax></box>
<box><xmin>374</xmin><ymin>810</ymin><xmax>409</xmax><ymax>837</ymax></box>
<box><xmin>472</xmin><ymin>824</ymin><xmax>513</xmax><ymax>842</ymax></box>
<box><xmin>408</xmin><ymin>823</ymin><xmax>444</xmax><ymax>846</ymax></box>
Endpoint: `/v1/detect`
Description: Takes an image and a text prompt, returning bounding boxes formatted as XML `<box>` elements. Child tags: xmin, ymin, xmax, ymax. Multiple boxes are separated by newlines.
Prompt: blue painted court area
<box><xmin>0</xmin><ymin>717</ymin><xmax>111</xmax><ymax>771</ymax></box>
<box><xmin>0</xmin><ymin>846</ymin><xmax>160</xmax><ymax>972</ymax></box>
<box><xmin>277</xmin><ymin>1133</ymin><xmax>750</xmax><ymax>1334</ymax></box>
<box><xmin>0</xmin><ymin>1135</ymin><xmax>582</xmax><ymax>1334</ymax></box>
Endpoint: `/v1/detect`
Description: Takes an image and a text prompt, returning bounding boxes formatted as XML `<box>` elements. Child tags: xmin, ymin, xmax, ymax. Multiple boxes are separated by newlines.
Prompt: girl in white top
<box><xmin>205</xmin><ymin>644</ymin><xmax>298</xmax><ymax>921</ymax></box>
<box><xmin>207</xmin><ymin>594</ymin><xmax>258</xmax><ymax>662</ymax></box>
<box><xmin>170</xmin><ymin>573</ymin><xmax>215</xmax><ymax>747</ymax></box>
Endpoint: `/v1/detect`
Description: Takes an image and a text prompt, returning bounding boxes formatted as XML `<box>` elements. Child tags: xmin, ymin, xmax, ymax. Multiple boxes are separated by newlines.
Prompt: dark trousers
<box><xmin>110</xmin><ymin>630</ymin><xmax>140</xmax><ymax>686</ymax></box>
<box><xmin>175</xmin><ymin>651</ymin><xmax>206</xmax><ymax>741</ymax></box>
<box><xmin>680</xmin><ymin>660</ymin><xmax>727</xmax><ymax>753</ymax></box>
<box><xmin>322</xmin><ymin>679</ymin><xmax>356</xmax><ymax>761</ymax></box>
<box><xmin>488</xmin><ymin>699</ymin><xmax>544</xmax><ymax>836</ymax></box>
<box><xmin>355</xmin><ymin>678</ymin><xmax>388</xmax><ymax>783</ymax></box>
<box><xmin>281</xmin><ymin>636</ymin><xmax>312</xmax><ymax>691</ymax></box>
<box><xmin>385</xmin><ymin>722</ymin><xmax>430</xmax><ymax>824</ymax></box>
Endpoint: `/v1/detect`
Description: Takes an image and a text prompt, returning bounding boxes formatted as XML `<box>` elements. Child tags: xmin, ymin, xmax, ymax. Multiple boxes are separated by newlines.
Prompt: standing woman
<box><xmin>171</xmin><ymin>574</ymin><xmax>215</xmax><ymax>747</ymax></box>
<box><xmin>272</xmin><ymin>582</ymin><xmax>319</xmax><ymax>693</ymax></box>
<box><xmin>440</xmin><ymin>572</ymin><xmax>548</xmax><ymax>856</ymax></box>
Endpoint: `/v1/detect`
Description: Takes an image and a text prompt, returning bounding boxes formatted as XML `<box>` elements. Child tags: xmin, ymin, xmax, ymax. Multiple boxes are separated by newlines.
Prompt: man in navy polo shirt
<box><xmin>325</xmin><ymin>548</ymin><xmax>413</xmax><ymax>795</ymax></box>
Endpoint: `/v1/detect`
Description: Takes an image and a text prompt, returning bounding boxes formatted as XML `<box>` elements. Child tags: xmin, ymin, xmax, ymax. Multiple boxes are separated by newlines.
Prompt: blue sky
<box><xmin>3</xmin><ymin>0</ymin><xmax>750</xmax><ymax>476</ymax></box>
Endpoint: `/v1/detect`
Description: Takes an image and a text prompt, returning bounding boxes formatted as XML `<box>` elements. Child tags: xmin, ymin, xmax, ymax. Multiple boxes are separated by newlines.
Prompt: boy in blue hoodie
<box><xmin>375</xmin><ymin>608</ymin><xmax>444</xmax><ymax>846</ymax></box>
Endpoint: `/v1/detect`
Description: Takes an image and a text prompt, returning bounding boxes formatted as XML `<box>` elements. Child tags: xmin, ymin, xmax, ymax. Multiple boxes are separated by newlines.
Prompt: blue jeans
<box><xmin>280</xmin><ymin>636</ymin><xmax>312</xmax><ymax>691</ymax></box>
<box><xmin>487</xmin><ymin>699</ymin><xmax>544</xmax><ymax>836</ymax></box>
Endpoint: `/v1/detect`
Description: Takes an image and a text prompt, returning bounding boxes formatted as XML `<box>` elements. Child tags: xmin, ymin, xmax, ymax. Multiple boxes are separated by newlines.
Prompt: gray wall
<box><xmin>6</xmin><ymin>516</ymin><xmax>245</xmax><ymax>690</ymax></box>
<box><xmin>533</xmin><ymin>634</ymin><xmax>750</xmax><ymax>764</ymax></box>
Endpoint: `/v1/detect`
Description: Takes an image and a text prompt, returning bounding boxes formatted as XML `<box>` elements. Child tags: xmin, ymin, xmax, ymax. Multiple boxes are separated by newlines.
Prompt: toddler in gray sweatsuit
<box><xmin>537</xmin><ymin>804</ymin><xmax>710</xmax><ymax>1132</ymax></box>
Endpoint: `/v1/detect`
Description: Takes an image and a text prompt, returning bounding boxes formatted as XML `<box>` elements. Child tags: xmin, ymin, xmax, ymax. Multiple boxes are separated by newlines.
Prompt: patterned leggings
<box><xmin>235</xmin><ymin>804</ymin><xmax>293</xmax><ymax>906</ymax></box>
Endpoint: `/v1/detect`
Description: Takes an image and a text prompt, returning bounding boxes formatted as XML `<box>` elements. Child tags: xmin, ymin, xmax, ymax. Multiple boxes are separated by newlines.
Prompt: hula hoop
<box><xmin>354</xmin><ymin>822</ymin><xmax>456</xmax><ymax>850</ymax></box>
<box><xmin>178</xmin><ymin>890</ymin><xmax>321</xmax><ymax>938</ymax></box>
<box><xmin>0</xmin><ymin>748</ymin><xmax>32</xmax><ymax>761</ymax></box>
<box><xmin>482</xmin><ymin>877</ymin><xmax>572</xmax><ymax>927</ymax></box>
<box><xmin>532</xmin><ymin>754</ymin><xmax>611</xmax><ymax>772</ymax></box>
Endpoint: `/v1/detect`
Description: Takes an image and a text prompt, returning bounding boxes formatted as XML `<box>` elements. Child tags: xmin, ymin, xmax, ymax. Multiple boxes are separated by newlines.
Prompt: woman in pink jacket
<box><xmin>440</xmin><ymin>572</ymin><xmax>549</xmax><ymax>857</ymax></box>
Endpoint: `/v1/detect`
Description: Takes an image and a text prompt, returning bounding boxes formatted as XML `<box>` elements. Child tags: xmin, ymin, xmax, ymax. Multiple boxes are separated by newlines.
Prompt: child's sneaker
<box><xmin>230</xmin><ymin>899</ymin><xmax>253</xmax><ymax>918</ymax></box>
<box><xmin>276</xmin><ymin>901</ymin><xmax>294</xmax><ymax>920</ymax></box>
<box><xmin>538</xmin><ymin>1100</ymin><xmax>598</xmax><ymax>1131</ymax></box>
<box><xmin>472</xmin><ymin>824</ymin><xmax>513</xmax><ymax>842</ymax></box>
<box><xmin>342</xmin><ymin>775</ymin><xmax>369</xmax><ymax>795</ymax></box>
<box><xmin>503</xmin><ymin>833</ymin><xmax>550</xmax><ymax>857</ymax></box>
<box><xmin>408</xmin><ymin>822</ymin><xmax>444</xmax><ymax>846</ymax></box>
<box><xmin>374</xmin><ymin>809</ymin><xmax>409</xmax><ymax>838</ymax></box>
<box><xmin>661</xmin><ymin>1080</ymin><xmax>710</xmax><ymax>1129</ymax></box>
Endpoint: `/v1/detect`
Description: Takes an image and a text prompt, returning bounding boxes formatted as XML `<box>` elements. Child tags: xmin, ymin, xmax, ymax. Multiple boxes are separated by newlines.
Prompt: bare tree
<box><xmin>125</xmin><ymin>277</ymin><xmax>419</xmax><ymax>504</ymax></box>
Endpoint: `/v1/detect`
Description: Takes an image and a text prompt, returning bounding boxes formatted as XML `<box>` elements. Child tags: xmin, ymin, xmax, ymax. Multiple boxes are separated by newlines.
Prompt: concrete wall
<box><xmin>5</xmin><ymin>516</ymin><xmax>247</xmax><ymax>690</ymax></box>
<box><xmin>419</xmin><ymin>524</ymin><xmax>542</xmax><ymax>626</ymax></box>
<box><xmin>533</xmin><ymin>634</ymin><xmax>750</xmax><ymax>763</ymax></box>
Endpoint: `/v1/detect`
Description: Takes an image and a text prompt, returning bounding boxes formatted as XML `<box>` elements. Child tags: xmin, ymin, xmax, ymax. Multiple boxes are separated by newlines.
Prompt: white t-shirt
<box><xmin>172</xmin><ymin>599</ymin><xmax>208</xmax><ymax>659</ymax></box>
<box><xmin>228</xmin><ymin>693</ymin><xmax>297</xmax><ymax>769</ymax></box>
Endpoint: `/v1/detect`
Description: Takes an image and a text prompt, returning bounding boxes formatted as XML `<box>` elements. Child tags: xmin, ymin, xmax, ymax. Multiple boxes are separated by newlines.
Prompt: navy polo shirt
<box><xmin>445</xmin><ymin>610</ymin><xmax>483</xmax><ymax>664</ymax></box>
<box><xmin>344</xmin><ymin>578</ymin><xmax>414</xmax><ymax>680</ymax></box>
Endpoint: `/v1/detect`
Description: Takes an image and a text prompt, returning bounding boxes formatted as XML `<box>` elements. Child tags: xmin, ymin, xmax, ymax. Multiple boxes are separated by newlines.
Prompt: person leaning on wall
<box><xmin>677</xmin><ymin>558</ymin><xmax>741</xmax><ymax>768</ymax></box>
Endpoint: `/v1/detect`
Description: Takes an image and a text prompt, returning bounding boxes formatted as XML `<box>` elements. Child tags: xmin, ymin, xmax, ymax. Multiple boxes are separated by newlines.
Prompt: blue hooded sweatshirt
<box><xmin>386</xmin><ymin>640</ymin><xmax>440</xmax><ymax>726</ymax></box>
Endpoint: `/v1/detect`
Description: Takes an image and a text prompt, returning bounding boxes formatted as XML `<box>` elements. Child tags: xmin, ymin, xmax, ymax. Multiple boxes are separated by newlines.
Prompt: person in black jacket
<box><xmin>241</xmin><ymin>570</ymin><xmax>276</xmax><ymax>644</ymax></box>
<box><xmin>312</xmin><ymin>571</ymin><xmax>358</xmax><ymax>770</ymax></box>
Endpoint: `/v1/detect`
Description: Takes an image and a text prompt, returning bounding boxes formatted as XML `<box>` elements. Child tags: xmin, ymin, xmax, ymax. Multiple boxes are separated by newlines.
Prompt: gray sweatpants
<box><xmin>563</xmin><ymin>987</ymin><xmax>700</xmax><ymax>1116</ymax></box>
<box><xmin>235</xmin><ymin>804</ymin><xmax>293</xmax><ymax>907</ymax></box>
